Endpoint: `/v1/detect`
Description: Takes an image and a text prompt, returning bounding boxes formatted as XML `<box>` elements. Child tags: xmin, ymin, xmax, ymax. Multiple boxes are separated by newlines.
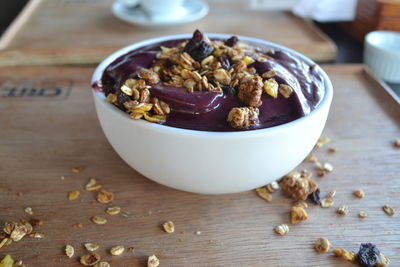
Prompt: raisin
<box><xmin>183</xmin><ymin>30</ymin><xmax>214</xmax><ymax>62</ymax></box>
<box><xmin>116</xmin><ymin>92</ymin><xmax>131</xmax><ymax>110</ymax></box>
<box><xmin>225</xmin><ymin>36</ymin><xmax>238</xmax><ymax>47</ymax></box>
<box><xmin>219</xmin><ymin>55</ymin><xmax>231</xmax><ymax>70</ymax></box>
<box><xmin>308</xmin><ymin>188</ymin><xmax>321</xmax><ymax>204</ymax></box>
<box><xmin>357</xmin><ymin>243</ymin><xmax>380</xmax><ymax>267</ymax></box>
<box><xmin>222</xmin><ymin>85</ymin><xmax>236</xmax><ymax>96</ymax></box>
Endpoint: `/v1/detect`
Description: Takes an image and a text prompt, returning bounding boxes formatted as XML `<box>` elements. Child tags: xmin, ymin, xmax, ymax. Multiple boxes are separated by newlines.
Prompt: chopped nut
<box><xmin>80</xmin><ymin>253</ymin><xmax>101</xmax><ymax>266</ymax></box>
<box><xmin>315</xmin><ymin>237</ymin><xmax>330</xmax><ymax>253</ymax></box>
<box><xmin>65</xmin><ymin>244</ymin><xmax>74</xmax><ymax>258</ymax></box>
<box><xmin>266</xmin><ymin>181</ymin><xmax>279</xmax><ymax>193</ymax></box>
<box><xmin>328</xmin><ymin>147</ymin><xmax>337</xmax><ymax>153</ymax></box>
<box><xmin>72</xmin><ymin>167</ymin><xmax>83</xmax><ymax>173</ymax></box>
<box><xmin>0</xmin><ymin>255</ymin><xmax>14</xmax><ymax>267</ymax></box>
<box><xmin>24</xmin><ymin>207</ymin><xmax>33</xmax><ymax>215</ymax></box>
<box><xmin>278</xmin><ymin>84</ymin><xmax>293</xmax><ymax>98</ymax></box>
<box><xmin>353</xmin><ymin>189</ymin><xmax>365</xmax><ymax>198</ymax></box>
<box><xmin>394</xmin><ymin>138</ymin><xmax>400</xmax><ymax>148</ymax></box>
<box><xmin>85</xmin><ymin>178</ymin><xmax>102</xmax><ymax>191</ymax></box>
<box><xmin>162</xmin><ymin>221</ymin><xmax>175</xmax><ymax>234</ymax></box>
<box><xmin>97</xmin><ymin>190</ymin><xmax>114</xmax><ymax>204</ymax></box>
<box><xmin>148</xmin><ymin>255</ymin><xmax>160</xmax><ymax>267</ymax></box>
<box><xmin>326</xmin><ymin>190</ymin><xmax>336</xmax><ymax>198</ymax></box>
<box><xmin>337</xmin><ymin>205</ymin><xmax>350</xmax><ymax>216</ymax></box>
<box><xmin>305</xmin><ymin>154</ymin><xmax>318</xmax><ymax>163</ymax></box>
<box><xmin>279</xmin><ymin>170</ymin><xmax>318</xmax><ymax>201</ymax></box>
<box><xmin>94</xmin><ymin>262</ymin><xmax>110</xmax><ymax>267</ymax></box>
<box><xmin>110</xmin><ymin>245</ymin><xmax>125</xmax><ymax>256</ymax></box>
<box><xmin>84</xmin><ymin>243</ymin><xmax>100</xmax><ymax>252</ymax></box>
<box><xmin>320</xmin><ymin>198</ymin><xmax>334</xmax><ymax>208</ymax></box>
<box><xmin>263</xmin><ymin>78</ymin><xmax>279</xmax><ymax>98</ymax></box>
<box><xmin>227</xmin><ymin>107</ymin><xmax>259</xmax><ymax>129</ymax></box>
<box><xmin>359</xmin><ymin>211</ymin><xmax>368</xmax><ymax>218</ymax></box>
<box><xmin>383</xmin><ymin>205</ymin><xmax>395</xmax><ymax>216</ymax></box>
<box><xmin>91</xmin><ymin>216</ymin><xmax>107</xmax><ymax>225</ymax></box>
<box><xmin>255</xmin><ymin>187</ymin><xmax>272</xmax><ymax>202</ymax></box>
<box><xmin>106</xmin><ymin>206</ymin><xmax>121</xmax><ymax>215</ymax></box>
<box><xmin>237</xmin><ymin>75</ymin><xmax>263</xmax><ymax>107</ymax></box>
<box><xmin>274</xmin><ymin>224</ymin><xmax>289</xmax><ymax>236</ymax></box>
<box><xmin>332</xmin><ymin>248</ymin><xmax>356</xmax><ymax>262</ymax></box>
<box><xmin>68</xmin><ymin>190</ymin><xmax>80</xmax><ymax>200</ymax></box>
<box><xmin>290</xmin><ymin>206</ymin><xmax>308</xmax><ymax>224</ymax></box>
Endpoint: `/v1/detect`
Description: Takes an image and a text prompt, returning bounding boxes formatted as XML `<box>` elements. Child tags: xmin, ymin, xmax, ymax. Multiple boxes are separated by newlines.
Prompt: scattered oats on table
<box><xmin>337</xmin><ymin>205</ymin><xmax>350</xmax><ymax>216</ymax></box>
<box><xmin>279</xmin><ymin>170</ymin><xmax>318</xmax><ymax>201</ymax></box>
<box><xmin>91</xmin><ymin>216</ymin><xmax>107</xmax><ymax>225</ymax></box>
<box><xmin>315</xmin><ymin>162</ymin><xmax>333</xmax><ymax>173</ymax></box>
<box><xmin>148</xmin><ymin>255</ymin><xmax>160</xmax><ymax>267</ymax></box>
<box><xmin>94</xmin><ymin>262</ymin><xmax>110</xmax><ymax>267</ymax></box>
<box><xmin>383</xmin><ymin>205</ymin><xmax>395</xmax><ymax>216</ymax></box>
<box><xmin>305</xmin><ymin>154</ymin><xmax>318</xmax><ymax>163</ymax></box>
<box><xmin>290</xmin><ymin>206</ymin><xmax>308</xmax><ymax>224</ymax></box>
<box><xmin>80</xmin><ymin>252</ymin><xmax>101</xmax><ymax>266</ymax></box>
<box><xmin>97</xmin><ymin>190</ymin><xmax>114</xmax><ymax>204</ymax></box>
<box><xmin>24</xmin><ymin>207</ymin><xmax>33</xmax><ymax>215</ymax></box>
<box><xmin>65</xmin><ymin>244</ymin><xmax>74</xmax><ymax>258</ymax></box>
<box><xmin>195</xmin><ymin>231</ymin><xmax>202</xmax><ymax>235</ymax></box>
<box><xmin>84</xmin><ymin>243</ymin><xmax>100</xmax><ymax>252</ymax></box>
<box><xmin>274</xmin><ymin>224</ymin><xmax>289</xmax><ymax>236</ymax></box>
<box><xmin>68</xmin><ymin>190</ymin><xmax>80</xmax><ymax>200</ymax></box>
<box><xmin>255</xmin><ymin>187</ymin><xmax>272</xmax><ymax>202</ymax></box>
<box><xmin>72</xmin><ymin>167</ymin><xmax>83</xmax><ymax>173</ymax></box>
<box><xmin>31</xmin><ymin>232</ymin><xmax>45</xmax><ymax>239</ymax></box>
<box><xmin>315</xmin><ymin>136</ymin><xmax>331</xmax><ymax>148</ymax></box>
<box><xmin>326</xmin><ymin>190</ymin><xmax>336</xmax><ymax>198</ymax></box>
<box><xmin>162</xmin><ymin>221</ymin><xmax>175</xmax><ymax>234</ymax></box>
<box><xmin>353</xmin><ymin>189</ymin><xmax>365</xmax><ymax>198</ymax></box>
<box><xmin>314</xmin><ymin>237</ymin><xmax>330</xmax><ymax>253</ymax></box>
<box><xmin>359</xmin><ymin>211</ymin><xmax>368</xmax><ymax>218</ymax></box>
<box><xmin>106</xmin><ymin>206</ymin><xmax>121</xmax><ymax>215</ymax></box>
<box><xmin>85</xmin><ymin>178</ymin><xmax>102</xmax><ymax>191</ymax></box>
<box><xmin>328</xmin><ymin>147</ymin><xmax>337</xmax><ymax>153</ymax></box>
<box><xmin>320</xmin><ymin>198</ymin><xmax>334</xmax><ymax>208</ymax></box>
<box><xmin>266</xmin><ymin>181</ymin><xmax>279</xmax><ymax>193</ymax></box>
<box><xmin>110</xmin><ymin>245</ymin><xmax>125</xmax><ymax>256</ymax></box>
<box><xmin>394</xmin><ymin>138</ymin><xmax>400</xmax><ymax>148</ymax></box>
<box><xmin>332</xmin><ymin>248</ymin><xmax>356</xmax><ymax>262</ymax></box>
<box><xmin>293</xmin><ymin>200</ymin><xmax>308</xmax><ymax>208</ymax></box>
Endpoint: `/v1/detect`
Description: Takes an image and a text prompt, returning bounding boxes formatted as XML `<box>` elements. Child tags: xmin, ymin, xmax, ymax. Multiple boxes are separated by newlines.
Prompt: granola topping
<box><xmin>290</xmin><ymin>206</ymin><xmax>308</xmax><ymax>224</ymax></box>
<box><xmin>315</xmin><ymin>237</ymin><xmax>330</xmax><ymax>253</ymax></box>
<box><xmin>274</xmin><ymin>224</ymin><xmax>289</xmax><ymax>236</ymax></box>
<box><xmin>279</xmin><ymin>170</ymin><xmax>318</xmax><ymax>201</ymax></box>
<box><xmin>98</xmin><ymin>30</ymin><xmax>325</xmax><ymax>131</ymax></box>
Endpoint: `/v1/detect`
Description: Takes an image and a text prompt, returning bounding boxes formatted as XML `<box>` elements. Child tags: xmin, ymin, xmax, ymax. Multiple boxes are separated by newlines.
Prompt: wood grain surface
<box><xmin>0</xmin><ymin>0</ymin><xmax>337</xmax><ymax>66</ymax></box>
<box><xmin>0</xmin><ymin>65</ymin><xmax>399</xmax><ymax>266</ymax></box>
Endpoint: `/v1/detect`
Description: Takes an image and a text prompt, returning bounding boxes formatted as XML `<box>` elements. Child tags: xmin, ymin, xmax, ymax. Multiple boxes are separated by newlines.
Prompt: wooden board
<box><xmin>0</xmin><ymin>0</ymin><xmax>337</xmax><ymax>67</ymax></box>
<box><xmin>0</xmin><ymin>64</ymin><xmax>399</xmax><ymax>266</ymax></box>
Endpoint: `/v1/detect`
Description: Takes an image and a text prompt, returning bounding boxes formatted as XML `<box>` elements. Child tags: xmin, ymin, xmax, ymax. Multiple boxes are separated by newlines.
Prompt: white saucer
<box><xmin>112</xmin><ymin>0</ymin><xmax>209</xmax><ymax>27</ymax></box>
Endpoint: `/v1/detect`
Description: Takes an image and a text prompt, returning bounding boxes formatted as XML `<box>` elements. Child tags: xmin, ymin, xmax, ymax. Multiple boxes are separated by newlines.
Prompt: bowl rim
<box><xmin>92</xmin><ymin>33</ymin><xmax>333</xmax><ymax>137</ymax></box>
<box><xmin>365</xmin><ymin>30</ymin><xmax>400</xmax><ymax>56</ymax></box>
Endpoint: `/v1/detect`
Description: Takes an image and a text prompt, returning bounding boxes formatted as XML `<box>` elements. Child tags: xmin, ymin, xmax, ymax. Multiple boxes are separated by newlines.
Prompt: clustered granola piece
<box><xmin>279</xmin><ymin>170</ymin><xmax>318</xmax><ymax>201</ymax></box>
<box><xmin>314</xmin><ymin>237</ymin><xmax>330</xmax><ymax>253</ymax></box>
<box><xmin>337</xmin><ymin>205</ymin><xmax>350</xmax><ymax>216</ymax></box>
<box><xmin>227</xmin><ymin>107</ymin><xmax>259</xmax><ymax>129</ymax></box>
<box><xmin>290</xmin><ymin>206</ymin><xmax>308</xmax><ymax>224</ymax></box>
<box><xmin>105</xmin><ymin>30</ymin><xmax>294</xmax><ymax>129</ymax></box>
<box><xmin>110</xmin><ymin>245</ymin><xmax>125</xmax><ymax>256</ymax></box>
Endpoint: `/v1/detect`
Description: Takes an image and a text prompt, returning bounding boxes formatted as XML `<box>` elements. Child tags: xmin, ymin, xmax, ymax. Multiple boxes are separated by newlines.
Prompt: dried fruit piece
<box><xmin>162</xmin><ymin>221</ymin><xmax>175</xmax><ymax>233</ymax></box>
<box><xmin>148</xmin><ymin>255</ymin><xmax>160</xmax><ymax>267</ymax></box>
<box><xmin>333</xmin><ymin>248</ymin><xmax>356</xmax><ymax>262</ymax></box>
<box><xmin>91</xmin><ymin>216</ymin><xmax>107</xmax><ymax>225</ymax></box>
<box><xmin>320</xmin><ymin>198</ymin><xmax>334</xmax><ymax>208</ymax></box>
<box><xmin>337</xmin><ymin>205</ymin><xmax>350</xmax><ymax>216</ymax></box>
<box><xmin>221</xmin><ymin>85</ymin><xmax>236</xmax><ymax>95</ymax></box>
<box><xmin>0</xmin><ymin>255</ymin><xmax>14</xmax><ymax>267</ymax></box>
<box><xmin>328</xmin><ymin>147</ymin><xmax>337</xmax><ymax>153</ymax></box>
<box><xmin>308</xmin><ymin>188</ymin><xmax>321</xmax><ymax>204</ymax></box>
<box><xmin>84</xmin><ymin>243</ymin><xmax>100</xmax><ymax>252</ymax></box>
<box><xmin>110</xmin><ymin>245</ymin><xmax>125</xmax><ymax>256</ymax></box>
<box><xmin>263</xmin><ymin>78</ymin><xmax>279</xmax><ymax>98</ymax></box>
<box><xmin>68</xmin><ymin>190</ymin><xmax>80</xmax><ymax>200</ymax></box>
<box><xmin>65</xmin><ymin>244</ymin><xmax>74</xmax><ymax>258</ymax></box>
<box><xmin>225</xmin><ymin>36</ymin><xmax>238</xmax><ymax>47</ymax></box>
<box><xmin>290</xmin><ymin>206</ymin><xmax>308</xmax><ymax>224</ymax></box>
<box><xmin>30</xmin><ymin>218</ymin><xmax>44</xmax><ymax>228</ymax></box>
<box><xmin>255</xmin><ymin>187</ymin><xmax>272</xmax><ymax>202</ymax></box>
<box><xmin>354</xmin><ymin>189</ymin><xmax>365</xmax><ymax>198</ymax></box>
<box><xmin>97</xmin><ymin>190</ymin><xmax>114</xmax><ymax>204</ymax></box>
<box><xmin>274</xmin><ymin>224</ymin><xmax>289</xmax><ymax>236</ymax></box>
<box><xmin>383</xmin><ymin>205</ymin><xmax>395</xmax><ymax>216</ymax></box>
<box><xmin>80</xmin><ymin>253</ymin><xmax>101</xmax><ymax>266</ymax></box>
<box><xmin>106</xmin><ymin>206</ymin><xmax>121</xmax><ymax>215</ymax></box>
<box><xmin>357</xmin><ymin>243</ymin><xmax>380</xmax><ymax>267</ymax></box>
<box><xmin>315</xmin><ymin>237</ymin><xmax>330</xmax><ymax>253</ymax></box>
<box><xmin>183</xmin><ymin>30</ymin><xmax>213</xmax><ymax>62</ymax></box>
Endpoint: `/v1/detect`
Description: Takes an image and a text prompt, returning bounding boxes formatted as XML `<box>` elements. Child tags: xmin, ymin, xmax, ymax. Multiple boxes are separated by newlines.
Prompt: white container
<box><xmin>92</xmin><ymin>34</ymin><xmax>333</xmax><ymax>194</ymax></box>
<box><xmin>364</xmin><ymin>31</ymin><xmax>400</xmax><ymax>83</ymax></box>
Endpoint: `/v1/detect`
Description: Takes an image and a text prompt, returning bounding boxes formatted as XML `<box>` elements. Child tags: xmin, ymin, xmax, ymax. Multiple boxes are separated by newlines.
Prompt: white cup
<box><xmin>140</xmin><ymin>0</ymin><xmax>185</xmax><ymax>19</ymax></box>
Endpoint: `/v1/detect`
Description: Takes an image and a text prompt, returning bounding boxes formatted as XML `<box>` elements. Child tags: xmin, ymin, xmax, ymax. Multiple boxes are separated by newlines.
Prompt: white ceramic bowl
<box><xmin>92</xmin><ymin>34</ymin><xmax>333</xmax><ymax>194</ymax></box>
<box><xmin>364</xmin><ymin>31</ymin><xmax>400</xmax><ymax>83</ymax></box>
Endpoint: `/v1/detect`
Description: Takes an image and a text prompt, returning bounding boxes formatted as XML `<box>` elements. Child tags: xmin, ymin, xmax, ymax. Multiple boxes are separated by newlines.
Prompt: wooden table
<box><xmin>0</xmin><ymin>64</ymin><xmax>399</xmax><ymax>266</ymax></box>
<box><xmin>0</xmin><ymin>0</ymin><xmax>337</xmax><ymax>66</ymax></box>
